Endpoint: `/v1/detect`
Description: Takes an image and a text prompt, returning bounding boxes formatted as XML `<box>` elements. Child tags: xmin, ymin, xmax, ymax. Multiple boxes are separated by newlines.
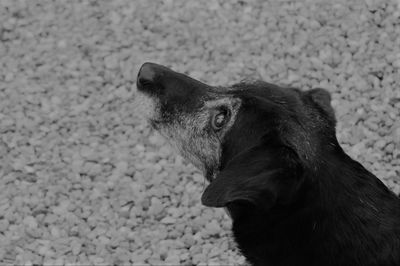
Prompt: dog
<box><xmin>135</xmin><ymin>62</ymin><xmax>400</xmax><ymax>266</ymax></box>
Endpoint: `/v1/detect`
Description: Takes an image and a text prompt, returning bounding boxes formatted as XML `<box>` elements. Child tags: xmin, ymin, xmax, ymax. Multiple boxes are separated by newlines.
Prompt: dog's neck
<box><xmin>223</xmin><ymin>147</ymin><xmax>399</xmax><ymax>266</ymax></box>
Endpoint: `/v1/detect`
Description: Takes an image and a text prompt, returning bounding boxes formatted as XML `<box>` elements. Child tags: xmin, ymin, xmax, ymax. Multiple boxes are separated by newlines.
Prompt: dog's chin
<box><xmin>134</xmin><ymin>90</ymin><xmax>160</xmax><ymax>123</ymax></box>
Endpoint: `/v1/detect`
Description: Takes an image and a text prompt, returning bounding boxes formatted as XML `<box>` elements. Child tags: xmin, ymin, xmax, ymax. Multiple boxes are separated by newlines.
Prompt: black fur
<box><xmin>137</xmin><ymin>63</ymin><xmax>400</xmax><ymax>266</ymax></box>
<box><xmin>203</xmin><ymin>82</ymin><xmax>400</xmax><ymax>266</ymax></box>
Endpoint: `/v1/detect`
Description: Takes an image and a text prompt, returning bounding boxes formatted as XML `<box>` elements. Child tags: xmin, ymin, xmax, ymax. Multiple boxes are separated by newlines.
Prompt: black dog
<box><xmin>135</xmin><ymin>62</ymin><xmax>400</xmax><ymax>266</ymax></box>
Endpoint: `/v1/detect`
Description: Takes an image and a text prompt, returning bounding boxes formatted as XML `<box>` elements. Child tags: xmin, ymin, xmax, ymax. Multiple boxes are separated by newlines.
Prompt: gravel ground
<box><xmin>0</xmin><ymin>0</ymin><xmax>399</xmax><ymax>265</ymax></box>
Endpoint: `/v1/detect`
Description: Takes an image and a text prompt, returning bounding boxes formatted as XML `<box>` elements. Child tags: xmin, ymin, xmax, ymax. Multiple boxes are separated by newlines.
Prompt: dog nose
<box><xmin>136</xmin><ymin>62</ymin><xmax>211</xmax><ymax>96</ymax></box>
<box><xmin>136</xmin><ymin>62</ymin><xmax>159</xmax><ymax>91</ymax></box>
<box><xmin>137</xmin><ymin>62</ymin><xmax>179</xmax><ymax>94</ymax></box>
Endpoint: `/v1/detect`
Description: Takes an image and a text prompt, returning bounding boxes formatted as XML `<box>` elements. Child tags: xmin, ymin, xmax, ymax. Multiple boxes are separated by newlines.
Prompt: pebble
<box><xmin>5</xmin><ymin>72</ymin><xmax>15</xmax><ymax>82</ymax></box>
<box><xmin>71</xmin><ymin>241</ymin><xmax>82</xmax><ymax>256</ymax></box>
<box><xmin>50</xmin><ymin>226</ymin><xmax>60</xmax><ymax>238</ymax></box>
<box><xmin>23</xmin><ymin>216</ymin><xmax>38</xmax><ymax>229</ymax></box>
<box><xmin>205</xmin><ymin>219</ymin><xmax>221</xmax><ymax>236</ymax></box>
<box><xmin>375</xmin><ymin>139</ymin><xmax>387</xmax><ymax>149</ymax></box>
<box><xmin>88</xmin><ymin>256</ymin><xmax>104</xmax><ymax>264</ymax></box>
<box><xmin>148</xmin><ymin>197</ymin><xmax>163</xmax><ymax>216</ymax></box>
<box><xmin>160</xmin><ymin>217</ymin><xmax>176</xmax><ymax>224</ymax></box>
<box><xmin>165</xmin><ymin>253</ymin><xmax>181</xmax><ymax>264</ymax></box>
<box><xmin>104</xmin><ymin>54</ymin><xmax>119</xmax><ymax>69</ymax></box>
<box><xmin>192</xmin><ymin>253</ymin><xmax>207</xmax><ymax>265</ymax></box>
<box><xmin>119</xmin><ymin>205</ymin><xmax>131</xmax><ymax>218</ymax></box>
<box><xmin>182</xmin><ymin>233</ymin><xmax>195</xmax><ymax>247</ymax></box>
<box><xmin>0</xmin><ymin>219</ymin><xmax>10</xmax><ymax>232</ymax></box>
<box><xmin>393</xmin><ymin>126</ymin><xmax>400</xmax><ymax>143</ymax></box>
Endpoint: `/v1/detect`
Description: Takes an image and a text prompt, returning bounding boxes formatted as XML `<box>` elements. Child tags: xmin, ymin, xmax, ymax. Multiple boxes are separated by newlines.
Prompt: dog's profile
<box><xmin>135</xmin><ymin>62</ymin><xmax>400</xmax><ymax>266</ymax></box>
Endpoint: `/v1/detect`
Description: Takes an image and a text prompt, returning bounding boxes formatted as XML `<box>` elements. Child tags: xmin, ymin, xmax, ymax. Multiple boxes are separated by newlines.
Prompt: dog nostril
<box><xmin>138</xmin><ymin>77</ymin><xmax>153</xmax><ymax>87</ymax></box>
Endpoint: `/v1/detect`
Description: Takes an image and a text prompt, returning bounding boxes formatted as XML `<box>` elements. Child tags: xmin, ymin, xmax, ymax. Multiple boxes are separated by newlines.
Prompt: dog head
<box><xmin>135</xmin><ymin>62</ymin><xmax>337</xmax><ymax>210</ymax></box>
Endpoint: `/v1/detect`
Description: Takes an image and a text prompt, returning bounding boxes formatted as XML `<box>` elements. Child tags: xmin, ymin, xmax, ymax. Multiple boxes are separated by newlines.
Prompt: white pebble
<box><xmin>23</xmin><ymin>216</ymin><xmax>38</xmax><ymax>229</ymax></box>
<box><xmin>149</xmin><ymin>197</ymin><xmax>163</xmax><ymax>216</ymax></box>
<box><xmin>104</xmin><ymin>54</ymin><xmax>119</xmax><ymax>69</ymax></box>
<box><xmin>50</xmin><ymin>226</ymin><xmax>60</xmax><ymax>238</ymax></box>
<box><xmin>160</xmin><ymin>217</ymin><xmax>176</xmax><ymax>224</ymax></box>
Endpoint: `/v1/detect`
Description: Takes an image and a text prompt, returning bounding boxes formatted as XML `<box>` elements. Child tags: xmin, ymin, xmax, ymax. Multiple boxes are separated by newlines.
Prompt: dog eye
<box><xmin>211</xmin><ymin>109</ymin><xmax>230</xmax><ymax>130</ymax></box>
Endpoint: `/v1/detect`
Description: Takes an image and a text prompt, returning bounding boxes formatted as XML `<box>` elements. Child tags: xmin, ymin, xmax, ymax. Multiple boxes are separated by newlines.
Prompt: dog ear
<box><xmin>305</xmin><ymin>88</ymin><xmax>336</xmax><ymax>124</ymax></box>
<box><xmin>201</xmin><ymin>144</ymin><xmax>302</xmax><ymax>210</ymax></box>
